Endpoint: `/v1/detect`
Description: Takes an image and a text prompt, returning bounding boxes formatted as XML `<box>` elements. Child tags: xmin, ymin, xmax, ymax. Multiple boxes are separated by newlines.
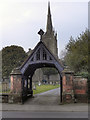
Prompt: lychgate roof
<box><xmin>20</xmin><ymin>41</ymin><xmax>64</xmax><ymax>76</ymax></box>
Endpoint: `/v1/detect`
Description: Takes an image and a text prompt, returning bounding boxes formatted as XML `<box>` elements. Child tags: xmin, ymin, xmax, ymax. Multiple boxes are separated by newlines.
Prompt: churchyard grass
<box><xmin>33</xmin><ymin>84</ymin><xmax>60</xmax><ymax>95</ymax></box>
<box><xmin>0</xmin><ymin>83</ymin><xmax>60</xmax><ymax>94</ymax></box>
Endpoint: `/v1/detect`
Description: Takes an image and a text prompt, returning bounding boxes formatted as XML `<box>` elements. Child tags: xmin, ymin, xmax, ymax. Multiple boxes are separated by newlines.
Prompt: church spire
<box><xmin>46</xmin><ymin>2</ymin><xmax>53</xmax><ymax>33</ymax></box>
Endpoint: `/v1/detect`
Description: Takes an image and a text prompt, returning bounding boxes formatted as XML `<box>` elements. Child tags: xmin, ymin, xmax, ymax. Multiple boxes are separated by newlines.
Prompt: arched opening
<box><xmin>16</xmin><ymin>41</ymin><xmax>64</xmax><ymax>104</ymax></box>
<box><xmin>21</xmin><ymin>62</ymin><xmax>63</xmax><ymax>104</ymax></box>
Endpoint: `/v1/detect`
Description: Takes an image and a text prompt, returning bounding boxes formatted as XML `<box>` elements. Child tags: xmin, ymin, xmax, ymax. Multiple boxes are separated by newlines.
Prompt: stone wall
<box><xmin>62</xmin><ymin>69</ymin><xmax>88</xmax><ymax>103</ymax></box>
<box><xmin>73</xmin><ymin>76</ymin><xmax>88</xmax><ymax>103</ymax></box>
<box><xmin>62</xmin><ymin>71</ymin><xmax>74</xmax><ymax>103</ymax></box>
<box><xmin>42</xmin><ymin>34</ymin><xmax>58</xmax><ymax>58</ymax></box>
<box><xmin>8</xmin><ymin>68</ymin><xmax>23</xmax><ymax>104</ymax></box>
<box><xmin>3</xmin><ymin>68</ymin><xmax>88</xmax><ymax>104</ymax></box>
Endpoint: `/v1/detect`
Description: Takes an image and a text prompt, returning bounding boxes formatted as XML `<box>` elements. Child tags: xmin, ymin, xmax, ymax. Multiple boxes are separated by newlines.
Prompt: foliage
<box><xmin>33</xmin><ymin>84</ymin><xmax>59</xmax><ymax>95</ymax></box>
<box><xmin>42</xmin><ymin>67</ymin><xmax>58</xmax><ymax>75</ymax></box>
<box><xmin>75</xmin><ymin>72</ymin><xmax>88</xmax><ymax>78</ymax></box>
<box><xmin>42</xmin><ymin>67</ymin><xmax>58</xmax><ymax>83</ymax></box>
<box><xmin>64</xmin><ymin>29</ymin><xmax>88</xmax><ymax>73</ymax></box>
<box><xmin>2</xmin><ymin>45</ymin><xmax>28</xmax><ymax>78</ymax></box>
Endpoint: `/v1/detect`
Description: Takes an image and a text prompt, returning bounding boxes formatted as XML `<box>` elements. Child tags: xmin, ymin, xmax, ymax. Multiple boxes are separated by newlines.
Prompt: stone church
<box><xmin>27</xmin><ymin>2</ymin><xmax>60</xmax><ymax>85</ymax></box>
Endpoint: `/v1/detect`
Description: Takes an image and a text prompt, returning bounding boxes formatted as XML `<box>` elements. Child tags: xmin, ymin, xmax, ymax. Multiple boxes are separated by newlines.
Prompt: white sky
<box><xmin>0</xmin><ymin>0</ymin><xmax>88</xmax><ymax>56</ymax></box>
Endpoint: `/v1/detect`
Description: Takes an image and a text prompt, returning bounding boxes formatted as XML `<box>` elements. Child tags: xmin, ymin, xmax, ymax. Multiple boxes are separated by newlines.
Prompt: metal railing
<box><xmin>0</xmin><ymin>82</ymin><xmax>10</xmax><ymax>93</ymax></box>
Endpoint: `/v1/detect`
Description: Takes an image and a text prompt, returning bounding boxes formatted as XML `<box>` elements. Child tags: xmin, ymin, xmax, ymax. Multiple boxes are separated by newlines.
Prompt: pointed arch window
<box><xmin>43</xmin><ymin>49</ymin><xmax>47</xmax><ymax>60</ymax></box>
<box><xmin>36</xmin><ymin>49</ymin><xmax>40</xmax><ymax>60</ymax></box>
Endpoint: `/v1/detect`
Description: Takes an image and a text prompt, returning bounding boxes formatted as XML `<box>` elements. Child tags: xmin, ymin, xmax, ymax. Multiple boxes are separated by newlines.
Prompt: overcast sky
<box><xmin>0</xmin><ymin>0</ymin><xmax>88</xmax><ymax>56</ymax></box>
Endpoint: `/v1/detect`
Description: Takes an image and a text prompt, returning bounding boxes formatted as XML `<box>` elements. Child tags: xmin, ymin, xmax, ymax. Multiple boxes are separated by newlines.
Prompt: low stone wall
<box><xmin>73</xmin><ymin>76</ymin><xmax>88</xmax><ymax>103</ymax></box>
<box><xmin>62</xmin><ymin>69</ymin><xmax>88</xmax><ymax>104</ymax></box>
<box><xmin>1</xmin><ymin>73</ymin><xmax>88</xmax><ymax>104</ymax></box>
<box><xmin>0</xmin><ymin>94</ymin><xmax>9</xmax><ymax>103</ymax></box>
<box><xmin>8</xmin><ymin>93</ymin><xmax>22</xmax><ymax>104</ymax></box>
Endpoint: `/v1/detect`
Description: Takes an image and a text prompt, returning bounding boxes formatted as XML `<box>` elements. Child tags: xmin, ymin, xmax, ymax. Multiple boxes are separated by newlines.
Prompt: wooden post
<box><xmin>60</xmin><ymin>75</ymin><xmax>63</xmax><ymax>103</ymax></box>
<box><xmin>26</xmin><ymin>77</ymin><xmax>28</xmax><ymax>90</ymax></box>
<box><xmin>30</xmin><ymin>75</ymin><xmax>33</xmax><ymax>97</ymax></box>
<box><xmin>30</xmin><ymin>77</ymin><xmax>32</xmax><ymax>90</ymax></box>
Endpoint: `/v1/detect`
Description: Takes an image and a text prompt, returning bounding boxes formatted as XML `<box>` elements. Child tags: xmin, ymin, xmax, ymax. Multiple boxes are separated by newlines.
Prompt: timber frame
<box><xmin>19</xmin><ymin>41</ymin><xmax>64</xmax><ymax>103</ymax></box>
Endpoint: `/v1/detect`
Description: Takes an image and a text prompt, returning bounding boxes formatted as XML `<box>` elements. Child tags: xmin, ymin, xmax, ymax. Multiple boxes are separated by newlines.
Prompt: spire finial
<box><xmin>48</xmin><ymin>1</ymin><xmax>51</xmax><ymax>15</ymax></box>
<box><xmin>46</xmin><ymin>1</ymin><xmax>53</xmax><ymax>33</ymax></box>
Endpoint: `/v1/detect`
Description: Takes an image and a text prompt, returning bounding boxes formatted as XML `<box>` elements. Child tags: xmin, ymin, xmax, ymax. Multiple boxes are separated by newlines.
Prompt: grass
<box><xmin>33</xmin><ymin>84</ymin><xmax>60</xmax><ymax>95</ymax></box>
<box><xmin>0</xmin><ymin>83</ymin><xmax>60</xmax><ymax>94</ymax></box>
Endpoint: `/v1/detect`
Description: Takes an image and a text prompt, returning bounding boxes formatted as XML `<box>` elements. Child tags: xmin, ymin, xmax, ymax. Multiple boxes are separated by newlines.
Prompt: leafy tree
<box><xmin>64</xmin><ymin>29</ymin><xmax>88</xmax><ymax>74</ymax></box>
<box><xmin>42</xmin><ymin>67</ymin><xmax>58</xmax><ymax>83</ymax></box>
<box><xmin>2</xmin><ymin>45</ymin><xmax>28</xmax><ymax>78</ymax></box>
<box><xmin>59</xmin><ymin>49</ymin><xmax>67</xmax><ymax>67</ymax></box>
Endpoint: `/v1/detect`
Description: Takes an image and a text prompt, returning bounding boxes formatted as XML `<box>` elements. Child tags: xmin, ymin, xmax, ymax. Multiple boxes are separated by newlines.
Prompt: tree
<box><xmin>59</xmin><ymin>49</ymin><xmax>67</xmax><ymax>67</ymax></box>
<box><xmin>42</xmin><ymin>67</ymin><xmax>58</xmax><ymax>83</ymax></box>
<box><xmin>2</xmin><ymin>45</ymin><xmax>28</xmax><ymax>78</ymax></box>
<box><xmin>64</xmin><ymin>29</ymin><xmax>88</xmax><ymax>74</ymax></box>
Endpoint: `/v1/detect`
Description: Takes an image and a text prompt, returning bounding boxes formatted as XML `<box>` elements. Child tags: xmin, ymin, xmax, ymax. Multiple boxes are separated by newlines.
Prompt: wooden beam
<box><xmin>60</xmin><ymin>75</ymin><xmax>63</xmax><ymax>103</ymax></box>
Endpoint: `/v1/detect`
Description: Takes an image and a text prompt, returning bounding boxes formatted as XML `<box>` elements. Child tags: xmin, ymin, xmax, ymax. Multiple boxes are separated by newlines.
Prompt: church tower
<box><xmin>42</xmin><ymin>2</ymin><xmax>58</xmax><ymax>58</ymax></box>
<box><xmin>27</xmin><ymin>2</ymin><xmax>60</xmax><ymax>85</ymax></box>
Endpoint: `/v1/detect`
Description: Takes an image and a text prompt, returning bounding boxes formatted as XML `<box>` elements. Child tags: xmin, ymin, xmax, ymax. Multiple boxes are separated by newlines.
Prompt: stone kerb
<box><xmin>62</xmin><ymin>69</ymin><xmax>74</xmax><ymax>103</ymax></box>
<box><xmin>8</xmin><ymin>68</ymin><xmax>23</xmax><ymax>104</ymax></box>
